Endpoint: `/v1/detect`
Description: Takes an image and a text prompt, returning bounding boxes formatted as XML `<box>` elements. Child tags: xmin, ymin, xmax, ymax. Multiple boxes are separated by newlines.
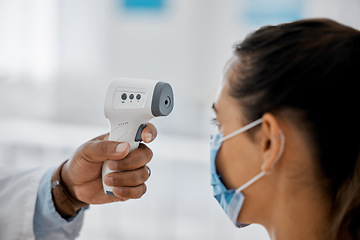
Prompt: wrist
<box><xmin>51</xmin><ymin>160</ymin><xmax>89</xmax><ymax>218</ymax></box>
<box><xmin>60</xmin><ymin>161</ymin><xmax>84</xmax><ymax>210</ymax></box>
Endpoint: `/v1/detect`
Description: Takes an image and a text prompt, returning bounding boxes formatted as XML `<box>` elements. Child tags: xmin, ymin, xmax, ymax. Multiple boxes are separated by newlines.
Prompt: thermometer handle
<box><xmin>102</xmin><ymin>123</ymin><xmax>145</xmax><ymax>196</ymax></box>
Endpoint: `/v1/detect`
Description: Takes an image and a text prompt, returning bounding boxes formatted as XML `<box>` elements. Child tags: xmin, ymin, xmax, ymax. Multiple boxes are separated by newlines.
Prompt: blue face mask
<box><xmin>210</xmin><ymin>118</ymin><xmax>284</xmax><ymax>228</ymax></box>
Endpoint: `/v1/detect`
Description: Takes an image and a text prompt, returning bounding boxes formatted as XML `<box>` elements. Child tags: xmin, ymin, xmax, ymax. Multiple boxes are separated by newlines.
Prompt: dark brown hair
<box><xmin>230</xmin><ymin>18</ymin><xmax>360</xmax><ymax>239</ymax></box>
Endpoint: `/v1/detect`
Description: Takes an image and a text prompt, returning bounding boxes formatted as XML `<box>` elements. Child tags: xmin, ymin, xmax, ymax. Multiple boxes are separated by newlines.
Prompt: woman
<box><xmin>211</xmin><ymin>18</ymin><xmax>360</xmax><ymax>240</ymax></box>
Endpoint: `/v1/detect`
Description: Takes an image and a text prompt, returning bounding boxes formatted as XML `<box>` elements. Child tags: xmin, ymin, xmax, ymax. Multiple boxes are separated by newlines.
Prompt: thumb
<box><xmin>77</xmin><ymin>139</ymin><xmax>130</xmax><ymax>163</ymax></box>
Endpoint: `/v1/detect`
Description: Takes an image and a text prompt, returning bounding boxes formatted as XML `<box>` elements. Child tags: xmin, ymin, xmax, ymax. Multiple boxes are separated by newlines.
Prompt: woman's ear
<box><xmin>260</xmin><ymin>113</ymin><xmax>285</xmax><ymax>173</ymax></box>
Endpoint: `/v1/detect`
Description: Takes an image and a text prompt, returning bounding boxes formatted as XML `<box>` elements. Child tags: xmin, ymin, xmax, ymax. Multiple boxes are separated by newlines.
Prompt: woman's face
<box><xmin>213</xmin><ymin>56</ymin><xmax>286</xmax><ymax>223</ymax></box>
<box><xmin>212</xmin><ymin>55</ymin><xmax>274</xmax><ymax>224</ymax></box>
<box><xmin>213</xmin><ymin>55</ymin><xmax>323</xmax><ymax>227</ymax></box>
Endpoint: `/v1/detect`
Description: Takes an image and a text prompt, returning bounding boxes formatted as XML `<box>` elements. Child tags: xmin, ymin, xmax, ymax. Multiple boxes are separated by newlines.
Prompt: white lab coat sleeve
<box><xmin>0</xmin><ymin>167</ymin><xmax>48</xmax><ymax>240</ymax></box>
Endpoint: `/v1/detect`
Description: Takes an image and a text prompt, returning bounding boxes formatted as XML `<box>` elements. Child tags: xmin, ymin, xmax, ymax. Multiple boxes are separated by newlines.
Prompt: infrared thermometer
<box><xmin>102</xmin><ymin>78</ymin><xmax>174</xmax><ymax>196</ymax></box>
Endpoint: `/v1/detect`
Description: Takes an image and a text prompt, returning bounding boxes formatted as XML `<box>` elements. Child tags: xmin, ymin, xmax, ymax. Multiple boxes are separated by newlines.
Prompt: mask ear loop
<box><xmin>235</xmin><ymin>130</ymin><xmax>285</xmax><ymax>194</ymax></box>
<box><xmin>236</xmin><ymin>171</ymin><xmax>266</xmax><ymax>193</ymax></box>
<box><xmin>220</xmin><ymin>119</ymin><xmax>263</xmax><ymax>142</ymax></box>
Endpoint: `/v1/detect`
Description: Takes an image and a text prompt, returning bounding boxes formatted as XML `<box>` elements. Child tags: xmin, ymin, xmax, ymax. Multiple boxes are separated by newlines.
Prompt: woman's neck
<box><xmin>265</xmin><ymin>183</ymin><xmax>331</xmax><ymax>240</ymax></box>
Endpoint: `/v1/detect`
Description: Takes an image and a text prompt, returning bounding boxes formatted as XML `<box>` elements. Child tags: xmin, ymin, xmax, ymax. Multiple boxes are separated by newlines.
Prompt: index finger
<box><xmin>141</xmin><ymin>122</ymin><xmax>158</xmax><ymax>143</ymax></box>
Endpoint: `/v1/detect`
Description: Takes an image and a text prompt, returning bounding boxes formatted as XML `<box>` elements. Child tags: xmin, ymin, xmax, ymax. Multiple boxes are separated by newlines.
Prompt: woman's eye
<box><xmin>211</xmin><ymin>118</ymin><xmax>220</xmax><ymax>126</ymax></box>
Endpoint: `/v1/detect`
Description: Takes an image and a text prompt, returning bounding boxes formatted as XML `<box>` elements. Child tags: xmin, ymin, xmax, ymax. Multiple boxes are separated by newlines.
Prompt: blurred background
<box><xmin>0</xmin><ymin>0</ymin><xmax>359</xmax><ymax>239</ymax></box>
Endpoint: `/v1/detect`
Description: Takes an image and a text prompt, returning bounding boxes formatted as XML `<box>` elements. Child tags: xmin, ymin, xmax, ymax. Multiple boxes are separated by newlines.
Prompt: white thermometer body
<box><xmin>102</xmin><ymin>78</ymin><xmax>174</xmax><ymax>196</ymax></box>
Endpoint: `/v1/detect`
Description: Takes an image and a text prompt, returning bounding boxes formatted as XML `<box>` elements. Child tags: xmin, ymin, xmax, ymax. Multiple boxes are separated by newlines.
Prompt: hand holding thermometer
<box><xmin>102</xmin><ymin>78</ymin><xmax>174</xmax><ymax>196</ymax></box>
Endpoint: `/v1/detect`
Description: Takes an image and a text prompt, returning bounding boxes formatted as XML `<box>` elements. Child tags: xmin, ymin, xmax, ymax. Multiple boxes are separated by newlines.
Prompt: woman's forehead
<box><xmin>223</xmin><ymin>55</ymin><xmax>241</xmax><ymax>77</ymax></box>
<box><xmin>214</xmin><ymin>55</ymin><xmax>243</xmax><ymax>108</ymax></box>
